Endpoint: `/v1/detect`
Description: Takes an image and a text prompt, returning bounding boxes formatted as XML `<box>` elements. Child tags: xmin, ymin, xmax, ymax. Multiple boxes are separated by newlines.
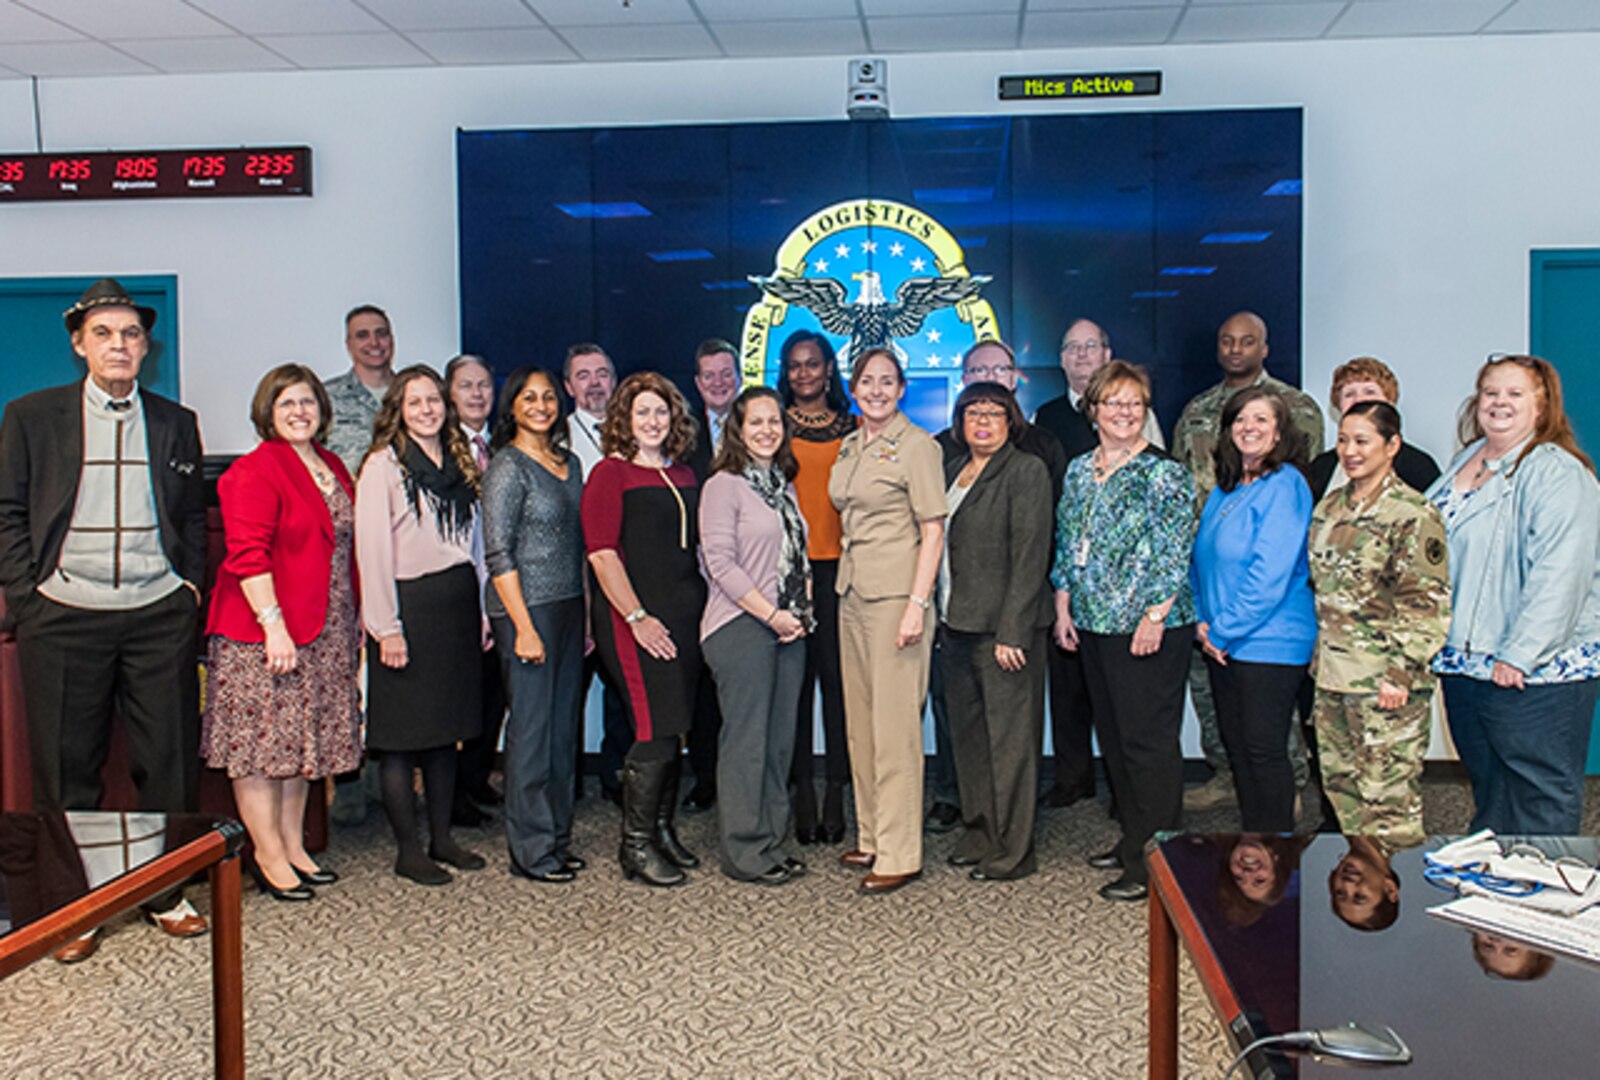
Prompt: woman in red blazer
<box><xmin>201</xmin><ymin>364</ymin><xmax>362</xmax><ymax>901</ymax></box>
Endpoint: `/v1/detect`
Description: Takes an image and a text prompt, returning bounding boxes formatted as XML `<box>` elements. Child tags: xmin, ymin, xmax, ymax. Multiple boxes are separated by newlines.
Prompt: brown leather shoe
<box><xmin>146</xmin><ymin>899</ymin><xmax>209</xmax><ymax>939</ymax></box>
<box><xmin>839</xmin><ymin>849</ymin><xmax>875</xmax><ymax>869</ymax></box>
<box><xmin>53</xmin><ymin>929</ymin><xmax>100</xmax><ymax>964</ymax></box>
<box><xmin>860</xmin><ymin>870</ymin><xmax>920</xmax><ymax>894</ymax></box>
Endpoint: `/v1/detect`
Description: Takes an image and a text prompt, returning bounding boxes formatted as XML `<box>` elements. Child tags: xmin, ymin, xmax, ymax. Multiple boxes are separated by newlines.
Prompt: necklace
<box><xmin>1092</xmin><ymin>442</ymin><xmax>1139</xmax><ymax>482</ymax></box>
<box><xmin>788</xmin><ymin>405</ymin><xmax>834</xmax><ymax>427</ymax></box>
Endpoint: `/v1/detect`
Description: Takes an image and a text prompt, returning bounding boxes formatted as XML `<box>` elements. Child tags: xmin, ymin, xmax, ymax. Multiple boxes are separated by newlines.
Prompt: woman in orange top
<box><xmin>778</xmin><ymin>330</ymin><xmax>857</xmax><ymax>844</ymax></box>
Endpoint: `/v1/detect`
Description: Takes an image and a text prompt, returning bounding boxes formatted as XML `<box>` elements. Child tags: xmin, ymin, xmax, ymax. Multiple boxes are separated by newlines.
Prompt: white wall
<box><xmin>3</xmin><ymin>32</ymin><xmax>1600</xmax><ymax>455</ymax></box>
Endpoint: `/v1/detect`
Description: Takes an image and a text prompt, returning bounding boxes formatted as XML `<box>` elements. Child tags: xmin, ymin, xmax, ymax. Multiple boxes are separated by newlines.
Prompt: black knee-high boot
<box><xmin>620</xmin><ymin>756</ymin><xmax>685</xmax><ymax>887</ymax></box>
<box><xmin>654</xmin><ymin>754</ymin><xmax>699</xmax><ymax>869</ymax></box>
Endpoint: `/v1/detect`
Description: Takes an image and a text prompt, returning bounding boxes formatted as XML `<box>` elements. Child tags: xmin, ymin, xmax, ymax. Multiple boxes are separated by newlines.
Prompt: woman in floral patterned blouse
<box><xmin>1052</xmin><ymin>361</ymin><xmax>1197</xmax><ymax>903</ymax></box>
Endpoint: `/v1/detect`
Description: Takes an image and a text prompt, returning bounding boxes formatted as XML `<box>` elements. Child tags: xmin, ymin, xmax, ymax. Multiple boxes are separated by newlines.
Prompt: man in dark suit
<box><xmin>682</xmin><ymin>338</ymin><xmax>739</xmax><ymax>811</ymax></box>
<box><xmin>0</xmin><ymin>278</ymin><xmax>209</xmax><ymax>957</ymax></box>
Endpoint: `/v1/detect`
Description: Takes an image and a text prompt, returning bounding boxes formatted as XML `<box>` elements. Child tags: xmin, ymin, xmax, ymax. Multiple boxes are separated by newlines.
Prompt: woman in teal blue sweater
<box><xmin>1192</xmin><ymin>386</ymin><xmax>1317</xmax><ymax>833</ymax></box>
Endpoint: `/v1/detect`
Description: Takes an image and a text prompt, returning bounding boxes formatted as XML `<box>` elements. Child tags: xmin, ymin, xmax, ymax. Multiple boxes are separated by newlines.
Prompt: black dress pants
<box><xmin>1077</xmin><ymin>625</ymin><xmax>1193</xmax><ymax>884</ymax></box>
<box><xmin>1206</xmin><ymin>656</ymin><xmax>1305</xmax><ymax>833</ymax></box>
<box><xmin>16</xmin><ymin>590</ymin><xmax>199</xmax><ymax>813</ymax></box>
<box><xmin>792</xmin><ymin>558</ymin><xmax>850</xmax><ymax>789</ymax></box>
<box><xmin>1046</xmin><ymin>641</ymin><xmax>1095</xmax><ymax>795</ymax></box>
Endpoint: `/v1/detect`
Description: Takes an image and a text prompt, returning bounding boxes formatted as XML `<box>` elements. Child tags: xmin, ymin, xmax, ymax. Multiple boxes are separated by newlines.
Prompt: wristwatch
<box><xmin>910</xmin><ymin>594</ymin><xmax>931</xmax><ymax>610</ymax></box>
<box><xmin>1145</xmin><ymin>609</ymin><xmax>1164</xmax><ymax>624</ymax></box>
<box><xmin>625</xmin><ymin>607</ymin><xmax>647</xmax><ymax>624</ymax></box>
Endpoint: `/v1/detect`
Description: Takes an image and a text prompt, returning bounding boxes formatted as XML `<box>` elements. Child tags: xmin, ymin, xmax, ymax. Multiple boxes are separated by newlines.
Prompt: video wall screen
<box><xmin>458</xmin><ymin>108</ymin><xmax>1302</xmax><ymax>436</ymax></box>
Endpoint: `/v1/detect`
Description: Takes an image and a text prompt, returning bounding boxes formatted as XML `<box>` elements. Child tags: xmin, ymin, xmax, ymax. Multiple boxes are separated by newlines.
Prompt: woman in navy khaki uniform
<box><xmin>482</xmin><ymin>367</ymin><xmax>587</xmax><ymax>884</ymax></box>
<box><xmin>1427</xmin><ymin>354</ymin><xmax>1600</xmax><ymax>834</ymax></box>
<box><xmin>699</xmin><ymin>386</ymin><xmax>812</xmax><ymax>885</ymax></box>
<box><xmin>829</xmin><ymin>347</ymin><xmax>946</xmax><ymax>895</ymax></box>
<box><xmin>939</xmin><ymin>382</ymin><xmax>1053</xmax><ymax>881</ymax></box>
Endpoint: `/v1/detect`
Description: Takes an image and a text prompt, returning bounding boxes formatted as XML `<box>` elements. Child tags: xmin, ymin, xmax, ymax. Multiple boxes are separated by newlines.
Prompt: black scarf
<box><xmin>743</xmin><ymin>463</ymin><xmax>814</xmax><ymax>631</ymax></box>
<box><xmin>399</xmin><ymin>439</ymin><xmax>477</xmax><ymax>545</ymax></box>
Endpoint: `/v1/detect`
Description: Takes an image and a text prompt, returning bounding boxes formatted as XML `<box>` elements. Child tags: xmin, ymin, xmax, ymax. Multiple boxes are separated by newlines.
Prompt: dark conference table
<box><xmin>1147</xmin><ymin>833</ymin><xmax>1600</xmax><ymax>1078</ymax></box>
<box><xmin>0</xmin><ymin>811</ymin><xmax>246</xmax><ymax>1079</ymax></box>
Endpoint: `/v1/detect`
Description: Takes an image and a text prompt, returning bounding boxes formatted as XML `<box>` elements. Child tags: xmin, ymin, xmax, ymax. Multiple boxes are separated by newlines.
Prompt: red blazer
<box><xmin>207</xmin><ymin>439</ymin><xmax>357</xmax><ymax>646</ymax></box>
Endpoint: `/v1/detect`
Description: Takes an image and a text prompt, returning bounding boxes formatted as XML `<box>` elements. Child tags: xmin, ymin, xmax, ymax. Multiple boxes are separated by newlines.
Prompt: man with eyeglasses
<box><xmin>1172</xmin><ymin>310</ymin><xmax>1324</xmax><ymax>813</ymax></box>
<box><xmin>925</xmin><ymin>340</ymin><xmax>1068</xmax><ymax>830</ymax></box>
<box><xmin>1030</xmin><ymin>319</ymin><xmax>1163</xmax><ymax>810</ymax></box>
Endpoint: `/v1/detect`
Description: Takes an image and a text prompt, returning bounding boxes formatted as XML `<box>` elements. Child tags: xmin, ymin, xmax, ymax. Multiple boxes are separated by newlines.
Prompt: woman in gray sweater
<box><xmin>482</xmin><ymin>367</ymin><xmax>587</xmax><ymax>884</ymax></box>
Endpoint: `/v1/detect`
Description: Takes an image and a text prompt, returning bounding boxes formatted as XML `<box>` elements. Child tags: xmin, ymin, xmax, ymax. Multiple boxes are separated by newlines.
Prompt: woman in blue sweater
<box><xmin>1193</xmin><ymin>386</ymin><xmax>1318</xmax><ymax>832</ymax></box>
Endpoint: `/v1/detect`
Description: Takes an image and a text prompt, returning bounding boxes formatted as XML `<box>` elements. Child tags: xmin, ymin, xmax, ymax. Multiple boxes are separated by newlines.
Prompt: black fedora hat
<box><xmin>63</xmin><ymin>278</ymin><xmax>157</xmax><ymax>334</ymax></box>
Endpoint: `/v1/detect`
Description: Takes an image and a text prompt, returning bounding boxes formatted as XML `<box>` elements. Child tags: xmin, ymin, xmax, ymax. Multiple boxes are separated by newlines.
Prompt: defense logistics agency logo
<box><xmin>742</xmin><ymin>198</ymin><xmax>998</xmax><ymax>386</ymax></box>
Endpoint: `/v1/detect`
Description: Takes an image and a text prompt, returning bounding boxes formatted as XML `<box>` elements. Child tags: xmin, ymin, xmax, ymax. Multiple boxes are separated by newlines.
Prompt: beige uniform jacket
<box><xmin>828</xmin><ymin>410</ymin><xmax>945</xmax><ymax>600</ymax></box>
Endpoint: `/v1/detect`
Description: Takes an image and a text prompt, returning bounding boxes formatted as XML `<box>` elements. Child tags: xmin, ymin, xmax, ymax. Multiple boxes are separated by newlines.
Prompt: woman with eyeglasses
<box><xmin>1426</xmin><ymin>354</ymin><xmax>1600</xmax><ymax>834</ymax></box>
<box><xmin>777</xmin><ymin>330</ymin><xmax>858</xmax><ymax>845</ymax></box>
<box><xmin>938</xmin><ymin>382</ymin><xmax>1053</xmax><ymax>881</ymax></box>
<box><xmin>1052</xmin><ymin>361</ymin><xmax>1196</xmax><ymax>903</ymax></box>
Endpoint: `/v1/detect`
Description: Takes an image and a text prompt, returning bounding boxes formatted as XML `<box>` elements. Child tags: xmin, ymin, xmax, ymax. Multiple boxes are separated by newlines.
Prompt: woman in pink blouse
<box><xmin>355</xmin><ymin>365</ymin><xmax>488</xmax><ymax>886</ymax></box>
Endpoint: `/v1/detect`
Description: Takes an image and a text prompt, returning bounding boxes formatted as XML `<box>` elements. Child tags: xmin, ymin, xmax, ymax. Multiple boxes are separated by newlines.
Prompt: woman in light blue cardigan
<box><xmin>1427</xmin><ymin>355</ymin><xmax>1600</xmax><ymax>835</ymax></box>
<box><xmin>1192</xmin><ymin>386</ymin><xmax>1318</xmax><ymax>833</ymax></box>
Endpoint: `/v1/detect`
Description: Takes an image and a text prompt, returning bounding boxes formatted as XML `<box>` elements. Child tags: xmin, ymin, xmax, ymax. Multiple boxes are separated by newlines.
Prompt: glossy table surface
<box><xmin>1152</xmin><ymin>834</ymin><xmax>1600</xmax><ymax>1078</ymax></box>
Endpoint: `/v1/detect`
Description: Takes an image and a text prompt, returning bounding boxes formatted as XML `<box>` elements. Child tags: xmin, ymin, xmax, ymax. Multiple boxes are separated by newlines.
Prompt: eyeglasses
<box><xmin>1096</xmin><ymin>398</ymin><xmax>1146</xmax><ymax>414</ymax></box>
<box><xmin>964</xmin><ymin>408</ymin><xmax>1009</xmax><ymax>423</ymax></box>
<box><xmin>1061</xmin><ymin>341</ymin><xmax>1106</xmax><ymax>356</ymax></box>
<box><xmin>965</xmin><ymin>364</ymin><xmax>1015</xmax><ymax>379</ymax></box>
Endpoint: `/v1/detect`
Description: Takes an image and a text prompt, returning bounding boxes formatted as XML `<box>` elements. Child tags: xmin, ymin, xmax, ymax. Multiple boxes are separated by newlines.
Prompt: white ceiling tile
<box><xmin>862</xmin><ymin>0</ymin><xmax>1020</xmax><ymax>15</ymax></box>
<box><xmin>1030</xmin><ymin>0</ymin><xmax>1175</xmax><ymax>8</ymax></box>
<box><xmin>356</xmin><ymin>0</ymin><xmax>541</xmax><ymax>32</ymax></box>
<box><xmin>527</xmin><ymin>0</ymin><xmax>700</xmax><ymax>27</ymax></box>
<box><xmin>182</xmin><ymin>0</ymin><xmax>385</xmax><ymax>35</ymax></box>
<box><xmin>713</xmin><ymin>18</ymin><xmax>868</xmax><ymax>57</ymax></box>
<box><xmin>406</xmin><ymin>28</ymin><xmax>577</xmax><ymax>64</ymax></box>
<box><xmin>257</xmin><ymin>31</ymin><xmax>435</xmax><ymax>69</ymax></box>
<box><xmin>559</xmin><ymin>22</ymin><xmax>721</xmax><ymax>60</ymax></box>
<box><xmin>0</xmin><ymin>0</ymin><xmax>85</xmax><ymax>42</ymax></box>
<box><xmin>16</xmin><ymin>0</ymin><xmax>232</xmax><ymax>39</ymax></box>
<box><xmin>1487</xmin><ymin>0</ymin><xmax>1600</xmax><ymax>33</ymax></box>
<box><xmin>1174</xmin><ymin>2</ymin><xmax>1344</xmax><ymax>41</ymax></box>
<box><xmin>867</xmin><ymin>14</ymin><xmax>1020</xmax><ymax>52</ymax></box>
<box><xmin>112</xmin><ymin>35</ymin><xmax>297</xmax><ymax>72</ymax></box>
<box><xmin>1023</xmin><ymin>7</ymin><xmax>1182</xmax><ymax>46</ymax></box>
<box><xmin>0</xmin><ymin>40</ymin><xmax>156</xmax><ymax>76</ymax></box>
<box><xmin>694</xmin><ymin>0</ymin><xmax>859</xmax><ymax>19</ymax></box>
<box><xmin>1329</xmin><ymin>0</ymin><xmax>1506</xmax><ymax>38</ymax></box>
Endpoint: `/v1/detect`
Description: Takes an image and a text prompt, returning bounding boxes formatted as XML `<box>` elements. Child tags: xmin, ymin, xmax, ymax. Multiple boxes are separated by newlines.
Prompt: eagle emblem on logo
<box><xmin>740</xmin><ymin>198</ymin><xmax>999</xmax><ymax>385</ymax></box>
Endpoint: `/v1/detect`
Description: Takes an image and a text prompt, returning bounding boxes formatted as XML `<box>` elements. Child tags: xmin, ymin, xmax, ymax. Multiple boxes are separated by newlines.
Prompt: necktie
<box><xmin>472</xmin><ymin>434</ymin><xmax>489</xmax><ymax>471</ymax></box>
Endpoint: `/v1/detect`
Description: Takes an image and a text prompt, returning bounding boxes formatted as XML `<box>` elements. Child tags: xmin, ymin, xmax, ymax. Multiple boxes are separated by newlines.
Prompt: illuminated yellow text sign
<box><xmin>998</xmin><ymin>72</ymin><xmax>1162</xmax><ymax>101</ymax></box>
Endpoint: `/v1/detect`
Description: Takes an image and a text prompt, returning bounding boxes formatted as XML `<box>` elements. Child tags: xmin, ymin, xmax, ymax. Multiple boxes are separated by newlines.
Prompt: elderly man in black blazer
<box><xmin>938</xmin><ymin>382</ymin><xmax>1054</xmax><ymax>880</ymax></box>
<box><xmin>0</xmin><ymin>278</ymin><xmax>208</xmax><ymax>957</ymax></box>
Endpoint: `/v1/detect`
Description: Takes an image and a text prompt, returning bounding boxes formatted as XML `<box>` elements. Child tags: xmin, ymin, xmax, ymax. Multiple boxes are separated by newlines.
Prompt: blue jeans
<box><xmin>1442</xmin><ymin>675</ymin><xmax>1597</xmax><ymax>834</ymax></box>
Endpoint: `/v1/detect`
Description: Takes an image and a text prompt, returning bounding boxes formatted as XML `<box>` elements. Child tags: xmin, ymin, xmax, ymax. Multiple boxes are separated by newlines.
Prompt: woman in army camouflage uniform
<box><xmin>1307</xmin><ymin>401</ymin><xmax>1450</xmax><ymax>844</ymax></box>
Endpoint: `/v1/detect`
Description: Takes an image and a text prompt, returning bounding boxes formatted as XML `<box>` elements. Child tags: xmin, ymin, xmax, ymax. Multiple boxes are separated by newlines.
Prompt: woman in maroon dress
<box><xmin>203</xmin><ymin>365</ymin><xmax>362</xmax><ymax>901</ymax></box>
<box><xmin>582</xmin><ymin>371</ymin><xmax>707</xmax><ymax>887</ymax></box>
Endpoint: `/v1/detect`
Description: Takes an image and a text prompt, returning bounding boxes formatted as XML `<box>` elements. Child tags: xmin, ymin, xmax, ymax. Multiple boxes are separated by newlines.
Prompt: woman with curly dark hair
<box><xmin>582</xmin><ymin>371</ymin><xmax>708</xmax><ymax>886</ymax></box>
<box><xmin>356</xmin><ymin>364</ymin><xmax>488</xmax><ymax>885</ymax></box>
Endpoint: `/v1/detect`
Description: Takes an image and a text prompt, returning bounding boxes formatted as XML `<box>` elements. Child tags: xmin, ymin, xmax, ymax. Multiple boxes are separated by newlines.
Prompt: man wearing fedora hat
<box><xmin>0</xmin><ymin>278</ymin><xmax>209</xmax><ymax>959</ymax></box>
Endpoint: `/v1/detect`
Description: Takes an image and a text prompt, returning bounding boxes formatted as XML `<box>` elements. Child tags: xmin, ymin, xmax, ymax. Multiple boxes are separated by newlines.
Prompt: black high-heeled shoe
<box><xmin>293</xmin><ymin>865</ymin><xmax>339</xmax><ymax>887</ymax></box>
<box><xmin>246</xmin><ymin>857</ymin><xmax>314</xmax><ymax>902</ymax></box>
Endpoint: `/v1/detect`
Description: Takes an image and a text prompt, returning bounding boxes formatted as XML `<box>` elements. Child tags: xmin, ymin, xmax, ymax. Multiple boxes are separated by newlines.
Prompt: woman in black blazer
<box><xmin>938</xmin><ymin>383</ymin><xmax>1055</xmax><ymax>880</ymax></box>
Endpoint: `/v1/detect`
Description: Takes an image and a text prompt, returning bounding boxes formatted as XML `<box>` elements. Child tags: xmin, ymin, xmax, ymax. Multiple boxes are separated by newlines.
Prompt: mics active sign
<box><xmin>999</xmin><ymin>72</ymin><xmax>1162</xmax><ymax>101</ymax></box>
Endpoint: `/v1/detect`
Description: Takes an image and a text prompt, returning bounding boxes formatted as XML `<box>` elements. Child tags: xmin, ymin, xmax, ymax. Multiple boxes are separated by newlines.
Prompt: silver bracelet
<box><xmin>256</xmin><ymin>604</ymin><xmax>283</xmax><ymax>627</ymax></box>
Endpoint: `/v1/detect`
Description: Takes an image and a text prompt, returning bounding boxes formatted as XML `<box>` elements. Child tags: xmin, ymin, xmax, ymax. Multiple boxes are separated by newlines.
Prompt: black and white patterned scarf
<box><xmin>743</xmin><ymin>463</ymin><xmax>814</xmax><ymax>631</ymax></box>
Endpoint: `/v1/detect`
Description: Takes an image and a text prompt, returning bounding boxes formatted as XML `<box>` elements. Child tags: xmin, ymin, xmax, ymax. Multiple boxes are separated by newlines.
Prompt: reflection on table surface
<box><xmin>0</xmin><ymin>811</ymin><xmax>228</xmax><ymax>937</ymax></box>
<box><xmin>1160</xmin><ymin>834</ymin><xmax>1600</xmax><ymax>1077</ymax></box>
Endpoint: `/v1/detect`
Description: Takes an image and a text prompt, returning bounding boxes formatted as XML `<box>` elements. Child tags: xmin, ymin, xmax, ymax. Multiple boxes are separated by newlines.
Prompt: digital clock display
<box><xmin>0</xmin><ymin>146</ymin><xmax>312</xmax><ymax>202</ymax></box>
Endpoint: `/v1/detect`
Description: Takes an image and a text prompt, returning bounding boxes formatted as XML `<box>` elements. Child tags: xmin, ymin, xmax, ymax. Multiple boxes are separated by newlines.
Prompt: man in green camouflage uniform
<box><xmin>1172</xmin><ymin>312</ymin><xmax>1325</xmax><ymax>811</ymax></box>
<box><xmin>1308</xmin><ymin>469</ymin><xmax>1450</xmax><ymax>844</ymax></box>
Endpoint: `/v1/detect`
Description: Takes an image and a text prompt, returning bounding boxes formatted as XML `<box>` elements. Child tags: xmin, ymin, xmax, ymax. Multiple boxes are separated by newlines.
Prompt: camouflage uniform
<box><xmin>1173</xmin><ymin>370</ymin><xmax>1325</xmax><ymax>782</ymax></box>
<box><xmin>1308</xmin><ymin>471</ymin><xmax>1451</xmax><ymax>841</ymax></box>
<box><xmin>323</xmin><ymin>368</ymin><xmax>386</xmax><ymax>478</ymax></box>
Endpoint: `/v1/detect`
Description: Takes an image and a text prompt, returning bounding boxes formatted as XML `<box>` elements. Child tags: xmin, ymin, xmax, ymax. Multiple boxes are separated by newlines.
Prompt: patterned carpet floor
<box><xmin>2</xmin><ymin>770</ymin><xmax>1594</xmax><ymax>1079</ymax></box>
